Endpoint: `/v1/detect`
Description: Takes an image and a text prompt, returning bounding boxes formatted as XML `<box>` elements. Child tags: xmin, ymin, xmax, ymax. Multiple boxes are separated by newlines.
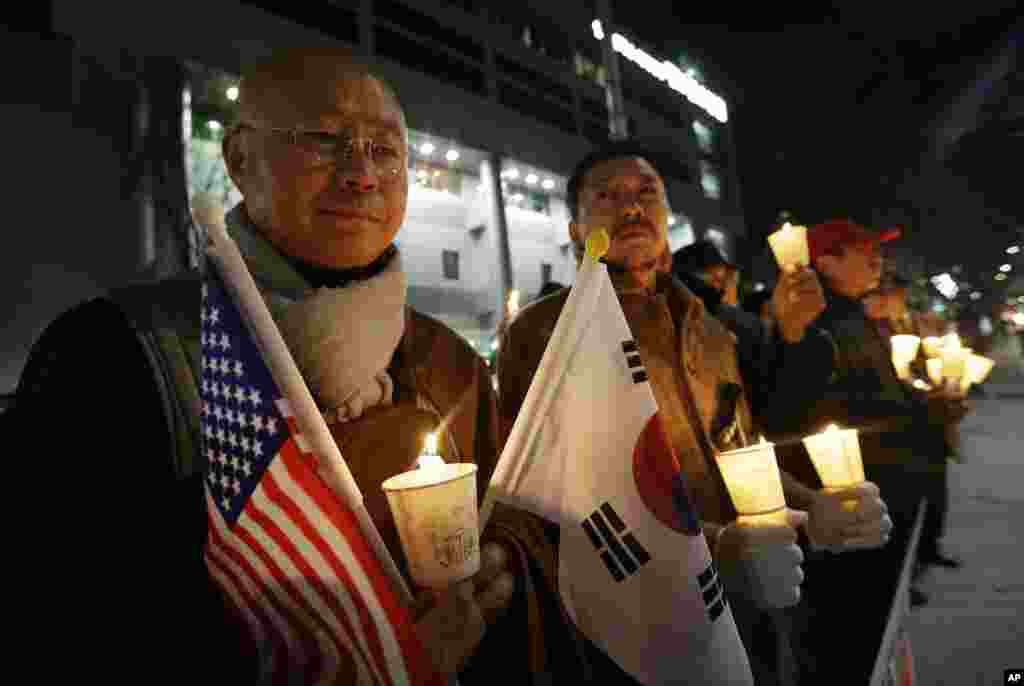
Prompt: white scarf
<box><xmin>276</xmin><ymin>252</ymin><xmax>408</xmax><ymax>423</ymax></box>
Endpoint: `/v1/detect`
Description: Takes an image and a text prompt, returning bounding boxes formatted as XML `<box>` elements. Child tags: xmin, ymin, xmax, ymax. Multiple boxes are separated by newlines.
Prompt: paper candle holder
<box><xmin>802</xmin><ymin>424</ymin><xmax>865</xmax><ymax>491</ymax></box>
<box><xmin>767</xmin><ymin>223</ymin><xmax>810</xmax><ymax>272</ymax></box>
<box><xmin>382</xmin><ymin>459</ymin><xmax>481</xmax><ymax>590</ymax></box>
<box><xmin>717</xmin><ymin>440</ymin><xmax>788</xmax><ymax>526</ymax></box>
<box><xmin>890</xmin><ymin>335</ymin><xmax>921</xmax><ymax>380</ymax></box>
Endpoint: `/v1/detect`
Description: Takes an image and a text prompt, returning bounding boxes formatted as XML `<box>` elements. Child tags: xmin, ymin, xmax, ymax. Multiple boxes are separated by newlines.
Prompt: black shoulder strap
<box><xmin>107</xmin><ymin>275</ymin><xmax>204</xmax><ymax>479</ymax></box>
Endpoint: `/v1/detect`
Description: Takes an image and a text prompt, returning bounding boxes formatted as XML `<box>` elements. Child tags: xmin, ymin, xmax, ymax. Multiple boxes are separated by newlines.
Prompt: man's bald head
<box><xmin>236</xmin><ymin>47</ymin><xmax>406</xmax><ymax>139</ymax></box>
<box><xmin>223</xmin><ymin>46</ymin><xmax>411</xmax><ymax>269</ymax></box>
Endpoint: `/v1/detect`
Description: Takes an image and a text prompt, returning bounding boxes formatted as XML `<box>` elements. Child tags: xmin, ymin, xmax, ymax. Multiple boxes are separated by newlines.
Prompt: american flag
<box><xmin>200</xmin><ymin>266</ymin><xmax>440</xmax><ymax>686</ymax></box>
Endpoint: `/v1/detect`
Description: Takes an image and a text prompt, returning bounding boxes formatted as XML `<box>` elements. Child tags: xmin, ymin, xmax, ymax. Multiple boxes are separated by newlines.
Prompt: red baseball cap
<box><xmin>808</xmin><ymin>218</ymin><xmax>900</xmax><ymax>262</ymax></box>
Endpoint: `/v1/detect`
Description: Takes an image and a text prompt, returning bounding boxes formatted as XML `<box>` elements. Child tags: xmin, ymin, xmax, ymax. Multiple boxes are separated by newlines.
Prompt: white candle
<box><xmin>717</xmin><ymin>438</ymin><xmax>788</xmax><ymax>526</ymax></box>
<box><xmin>890</xmin><ymin>335</ymin><xmax>921</xmax><ymax>381</ymax></box>
<box><xmin>767</xmin><ymin>222</ymin><xmax>810</xmax><ymax>272</ymax></box>
<box><xmin>382</xmin><ymin>434</ymin><xmax>481</xmax><ymax>589</ymax></box>
<box><xmin>802</xmin><ymin>424</ymin><xmax>865</xmax><ymax>491</ymax></box>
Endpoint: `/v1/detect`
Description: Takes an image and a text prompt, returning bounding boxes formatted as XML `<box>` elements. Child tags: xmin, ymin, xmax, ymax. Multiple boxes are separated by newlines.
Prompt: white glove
<box><xmin>715</xmin><ymin>509</ymin><xmax>807</xmax><ymax>610</ymax></box>
<box><xmin>806</xmin><ymin>481</ymin><xmax>893</xmax><ymax>553</ymax></box>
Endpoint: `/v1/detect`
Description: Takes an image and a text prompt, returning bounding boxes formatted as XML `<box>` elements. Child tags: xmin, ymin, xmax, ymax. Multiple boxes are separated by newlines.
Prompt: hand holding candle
<box><xmin>716</xmin><ymin>438</ymin><xmax>806</xmax><ymax>609</ymax></box>
<box><xmin>802</xmin><ymin>424</ymin><xmax>890</xmax><ymax>551</ymax></box>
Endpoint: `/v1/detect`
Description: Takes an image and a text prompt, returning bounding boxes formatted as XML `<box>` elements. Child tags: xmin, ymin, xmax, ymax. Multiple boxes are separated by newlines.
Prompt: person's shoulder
<box><xmin>509</xmin><ymin>287</ymin><xmax>570</xmax><ymax>336</ymax></box>
<box><xmin>407</xmin><ymin>307</ymin><xmax>486</xmax><ymax>369</ymax></box>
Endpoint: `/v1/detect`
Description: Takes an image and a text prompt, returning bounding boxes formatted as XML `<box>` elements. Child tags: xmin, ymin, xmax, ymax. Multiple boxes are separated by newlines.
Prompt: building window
<box><xmin>700</xmin><ymin>160</ymin><xmax>721</xmax><ymax>200</ymax></box>
<box><xmin>541</xmin><ymin>262</ymin><xmax>553</xmax><ymax>286</ymax></box>
<box><xmin>443</xmin><ymin>250</ymin><xmax>460</xmax><ymax>280</ymax></box>
<box><xmin>693</xmin><ymin>119</ymin><xmax>715</xmax><ymax>155</ymax></box>
<box><xmin>412</xmin><ymin>159</ymin><xmax>464</xmax><ymax>195</ymax></box>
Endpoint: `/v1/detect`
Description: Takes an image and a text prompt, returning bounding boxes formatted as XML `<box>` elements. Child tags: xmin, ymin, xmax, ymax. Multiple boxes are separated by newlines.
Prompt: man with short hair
<box><xmin>14</xmin><ymin>47</ymin><xmax>537</xmax><ymax>683</ymax></box>
<box><xmin>498</xmin><ymin>145</ymin><xmax>891</xmax><ymax>686</ymax></box>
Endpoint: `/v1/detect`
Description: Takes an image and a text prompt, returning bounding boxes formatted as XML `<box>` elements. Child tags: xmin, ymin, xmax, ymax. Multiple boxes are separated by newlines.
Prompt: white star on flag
<box><xmin>216</xmin><ymin>428</ymin><xmax>226</xmax><ymax>443</ymax></box>
<box><xmin>201</xmin><ymin>308</ymin><xmax>209</xmax><ymax>325</ymax></box>
<box><xmin>265</xmin><ymin>417</ymin><xmax>278</xmax><ymax>435</ymax></box>
<box><xmin>220</xmin><ymin>474</ymin><xmax>229</xmax><ymax>489</ymax></box>
<box><xmin>233</xmin><ymin>361</ymin><xmax>244</xmax><ymax>377</ymax></box>
<box><xmin>253</xmin><ymin>440</ymin><xmax>263</xmax><ymax>458</ymax></box>
<box><xmin>220</xmin><ymin>358</ymin><xmax>232</xmax><ymax>375</ymax></box>
<box><xmin>209</xmin><ymin>307</ymin><xmax>219</xmax><ymax>325</ymax></box>
<box><xmin>241</xmin><ymin>437</ymin><xmax>251</xmax><ymax>453</ymax></box>
<box><xmin>202</xmin><ymin>401</ymin><xmax>211</xmax><ymax>417</ymax></box>
<box><xmin>252</xmin><ymin>415</ymin><xmax>265</xmax><ymax>432</ymax></box>
<box><xmin>220</xmin><ymin>333</ymin><xmax>231</xmax><ymax>351</ymax></box>
<box><xmin>232</xmin><ymin>478</ymin><xmax>241</xmax><ymax>495</ymax></box>
<box><xmin>206</xmin><ymin>447</ymin><xmax>216</xmax><ymax>463</ymax></box>
<box><xmin>248</xmin><ymin>388</ymin><xmax>263</xmax><ymax>407</ymax></box>
<box><xmin>240</xmin><ymin>459</ymin><xmax>252</xmax><ymax>477</ymax></box>
<box><xmin>234</xmin><ymin>386</ymin><xmax>247</xmax><ymax>404</ymax></box>
<box><xmin>213</xmin><ymin>405</ymin><xmax>223</xmax><ymax>421</ymax></box>
<box><xmin>228</xmin><ymin>433</ymin><xmax>238</xmax><ymax>449</ymax></box>
<box><xmin>204</xmin><ymin>425</ymin><xmax>214</xmax><ymax>440</ymax></box>
<box><xmin>218</xmin><ymin>451</ymin><xmax>229</xmax><ymax>466</ymax></box>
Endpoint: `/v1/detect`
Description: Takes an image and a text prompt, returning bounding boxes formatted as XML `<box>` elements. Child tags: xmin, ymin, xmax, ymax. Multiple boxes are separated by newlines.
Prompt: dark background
<box><xmin>613</xmin><ymin>2</ymin><xmax>1022</xmax><ymax>297</ymax></box>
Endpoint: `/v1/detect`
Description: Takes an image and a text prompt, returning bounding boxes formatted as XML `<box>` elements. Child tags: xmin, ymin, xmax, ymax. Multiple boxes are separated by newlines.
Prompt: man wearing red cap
<box><xmin>774</xmin><ymin>218</ymin><xmax>964</xmax><ymax>684</ymax></box>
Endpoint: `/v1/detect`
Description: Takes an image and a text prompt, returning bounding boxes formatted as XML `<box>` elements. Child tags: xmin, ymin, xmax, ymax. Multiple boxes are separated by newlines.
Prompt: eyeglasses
<box><xmin>237</xmin><ymin>124</ymin><xmax>406</xmax><ymax>171</ymax></box>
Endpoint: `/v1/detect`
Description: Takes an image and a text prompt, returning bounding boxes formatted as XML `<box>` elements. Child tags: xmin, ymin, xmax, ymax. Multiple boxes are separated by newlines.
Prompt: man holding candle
<box><xmin>778</xmin><ymin>218</ymin><xmax>967</xmax><ymax>681</ymax></box>
<box><xmin>498</xmin><ymin>143</ymin><xmax>890</xmax><ymax>686</ymax></box>
<box><xmin>863</xmin><ymin>272</ymin><xmax>967</xmax><ymax>576</ymax></box>
<box><xmin>13</xmin><ymin>48</ymin><xmax>551</xmax><ymax>683</ymax></box>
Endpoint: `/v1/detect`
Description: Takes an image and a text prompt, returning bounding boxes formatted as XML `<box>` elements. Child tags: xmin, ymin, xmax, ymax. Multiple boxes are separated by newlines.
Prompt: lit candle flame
<box><xmin>417</xmin><ymin>453</ymin><xmax>446</xmax><ymax>470</ymax></box>
<box><xmin>507</xmin><ymin>289</ymin><xmax>521</xmax><ymax>318</ymax></box>
<box><xmin>422</xmin><ymin>432</ymin><xmax>438</xmax><ymax>456</ymax></box>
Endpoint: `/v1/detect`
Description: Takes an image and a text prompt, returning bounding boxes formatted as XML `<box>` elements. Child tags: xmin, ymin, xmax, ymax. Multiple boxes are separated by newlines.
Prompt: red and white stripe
<box><xmin>204</xmin><ymin>404</ymin><xmax>435</xmax><ymax>686</ymax></box>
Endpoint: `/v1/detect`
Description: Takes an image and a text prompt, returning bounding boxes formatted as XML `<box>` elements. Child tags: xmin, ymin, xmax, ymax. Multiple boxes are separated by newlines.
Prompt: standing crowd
<box><xmin>10</xmin><ymin>47</ymin><xmax>971</xmax><ymax>685</ymax></box>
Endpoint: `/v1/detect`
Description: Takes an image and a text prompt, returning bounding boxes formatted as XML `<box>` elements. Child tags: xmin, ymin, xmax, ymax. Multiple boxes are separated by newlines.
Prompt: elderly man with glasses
<box><xmin>13</xmin><ymin>48</ymin><xmax>552</xmax><ymax>684</ymax></box>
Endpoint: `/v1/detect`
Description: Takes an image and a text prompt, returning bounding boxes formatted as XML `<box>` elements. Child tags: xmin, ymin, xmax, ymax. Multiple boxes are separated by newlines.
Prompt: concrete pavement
<box><xmin>906</xmin><ymin>358</ymin><xmax>1024</xmax><ymax>686</ymax></box>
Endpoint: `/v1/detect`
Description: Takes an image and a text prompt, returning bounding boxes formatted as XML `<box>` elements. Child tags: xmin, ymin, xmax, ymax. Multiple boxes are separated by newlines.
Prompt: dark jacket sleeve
<box><xmin>15</xmin><ymin>299</ymin><xmax>253</xmax><ymax>683</ymax></box>
<box><xmin>712</xmin><ymin>304</ymin><xmax>836</xmax><ymax>437</ymax></box>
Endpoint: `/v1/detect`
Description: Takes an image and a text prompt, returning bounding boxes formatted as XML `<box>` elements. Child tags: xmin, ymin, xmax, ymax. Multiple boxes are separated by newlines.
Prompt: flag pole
<box><xmin>201</xmin><ymin>211</ymin><xmax>413</xmax><ymax>607</ymax></box>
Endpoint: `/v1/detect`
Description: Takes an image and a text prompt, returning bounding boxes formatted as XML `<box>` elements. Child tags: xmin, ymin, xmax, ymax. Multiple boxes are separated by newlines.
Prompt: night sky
<box><xmin>612</xmin><ymin>3</ymin><xmax>1022</xmax><ymax>287</ymax></box>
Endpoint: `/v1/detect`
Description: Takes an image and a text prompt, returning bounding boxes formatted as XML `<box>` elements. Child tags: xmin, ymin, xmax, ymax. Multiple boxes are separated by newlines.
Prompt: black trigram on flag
<box><xmin>697</xmin><ymin>561</ymin><xmax>727</xmax><ymax>622</ymax></box>
<box><xmin>581</xmin><ymin>502</ymin><xmax>652</xmax><ymax>582</ymax></box>
<box><xmin>622</xmin><ymin>340</ymin><xmax>647</xmax><ymax>384</ymax></box>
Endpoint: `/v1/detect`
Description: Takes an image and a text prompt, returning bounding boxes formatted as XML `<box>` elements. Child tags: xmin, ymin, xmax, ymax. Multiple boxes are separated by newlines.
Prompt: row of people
<box><xmin>11</xmin><ymin>47</ymin><xmax>966</xmax><ymax>685</ymax></box>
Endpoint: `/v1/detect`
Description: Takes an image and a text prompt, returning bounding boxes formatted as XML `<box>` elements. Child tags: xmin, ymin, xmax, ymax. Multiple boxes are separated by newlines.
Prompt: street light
<box><xmin>1008</xmin><ymin>245</ymin><xmax>1021</xmax><ymax>255</ymax></box>
<box><xmin>1000</xmin><ymin>264</ymin><xmax>1012</xmax><ymax>272</ymax></box>
<box><xmin>419</xmin><ymin>142</ymin><xmax>435</xmax><ymax>155</ymax></box>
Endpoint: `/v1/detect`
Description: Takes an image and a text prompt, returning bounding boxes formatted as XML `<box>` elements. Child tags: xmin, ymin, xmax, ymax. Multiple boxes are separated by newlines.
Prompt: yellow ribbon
<box><xmin>585</xmin><ymin>228</ymin><xmax>610</xmax><ymax>262</ymax></box>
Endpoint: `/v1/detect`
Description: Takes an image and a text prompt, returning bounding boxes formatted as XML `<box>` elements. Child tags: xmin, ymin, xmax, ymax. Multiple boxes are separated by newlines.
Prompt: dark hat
<box><xmin>808</xmin><ymin>218</ymin><xmax>900</xmax><ymax>262</ymax></box>
<box><xmin>672</xmin><ymin>240</ymin><xmax>737</xmax><ymax>276</ymax></box>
